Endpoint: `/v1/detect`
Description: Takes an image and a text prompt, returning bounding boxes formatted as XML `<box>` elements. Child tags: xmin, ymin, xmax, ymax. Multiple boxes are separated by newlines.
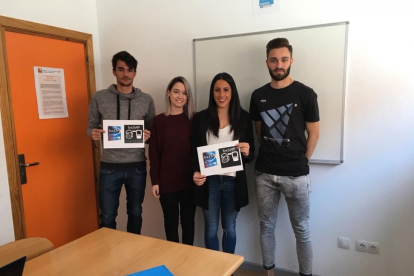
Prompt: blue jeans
<box><xmin>99</xmin><ymin>163</ymin><xmax>146</xmax><ymax>234</ymax></box>
<box><xmin>255</xmin><ymin>171</ymin><xmax>312</xmax><ymax>275</ymax></box>
<box><xmin>202</xmin><ymin>175</ymin><xmax>238</xmax><ymax>254</ymax></box>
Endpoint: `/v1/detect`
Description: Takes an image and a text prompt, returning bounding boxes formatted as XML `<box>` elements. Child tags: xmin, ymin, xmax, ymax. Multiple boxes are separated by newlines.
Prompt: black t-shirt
<box><xmin>249</xmin><ymin>81</ymin><xmax>319</xmax><ymax>176</ymax></box>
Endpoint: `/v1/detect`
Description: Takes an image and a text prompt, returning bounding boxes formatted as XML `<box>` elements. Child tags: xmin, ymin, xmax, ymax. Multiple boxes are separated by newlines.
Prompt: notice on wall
<box><xmin>197</xmin><ymin>140</ymin><xmax>244</xmax><ymax>176</ymax></box>
<box><xmin>34</xmin><ymin>67</ymin><xmax>69</xmax><ymax>119</ymax></box>
<box><xmin>252</xmin><ymin>0</ymin><xmax>279</xmax><ymax>15</ymax></box>
<box><xmin>102</xmin><ymin>120</ymin><xmax>145</xmax><ymax>149</ymax></box>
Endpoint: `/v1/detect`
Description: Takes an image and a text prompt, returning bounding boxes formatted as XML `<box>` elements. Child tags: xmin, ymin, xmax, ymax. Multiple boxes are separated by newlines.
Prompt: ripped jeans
<box><xmin>202</xmin><ymin>175</ymin><xmax>239</xmax><ymax>253</ymax></box>
<box><xmin>255</xmin><ymin>171</ymin><xmax>313</xmax><ymax>275</ymax></box>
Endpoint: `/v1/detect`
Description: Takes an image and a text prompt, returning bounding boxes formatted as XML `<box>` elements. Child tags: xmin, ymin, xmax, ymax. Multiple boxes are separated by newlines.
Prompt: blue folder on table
<box><xmin>127</xmin><ymin>265</ymin><xmax>174</xmax><ymax>276</ymax></box>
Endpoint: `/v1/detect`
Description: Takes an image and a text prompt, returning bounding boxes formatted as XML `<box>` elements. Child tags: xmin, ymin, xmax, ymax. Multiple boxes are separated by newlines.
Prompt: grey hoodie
<box><xmin>87</xmin><ymin>84</ymin><xmax>155</xmax><ymax>164</ymax></box>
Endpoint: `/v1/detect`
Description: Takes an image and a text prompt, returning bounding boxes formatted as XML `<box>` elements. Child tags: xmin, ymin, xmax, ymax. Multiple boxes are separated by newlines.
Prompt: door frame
<box><xmin>0</xmin><ymin>15</ymin><xmax>101</xmax><ymax>240</ymax></box>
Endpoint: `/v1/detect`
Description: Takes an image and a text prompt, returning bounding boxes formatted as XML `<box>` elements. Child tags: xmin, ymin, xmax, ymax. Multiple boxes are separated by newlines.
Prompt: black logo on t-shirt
<box><xmin>260</xmin><ymin>104</ymin><xmax>293</xmax><ymax>145</ymax></box>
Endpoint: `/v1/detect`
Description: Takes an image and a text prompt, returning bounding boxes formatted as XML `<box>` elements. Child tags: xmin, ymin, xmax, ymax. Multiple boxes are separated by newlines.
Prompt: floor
<box><xmin>234</xmin><ymin>268</ymin><xmax>264</xmax><ymax>276</ymax></box>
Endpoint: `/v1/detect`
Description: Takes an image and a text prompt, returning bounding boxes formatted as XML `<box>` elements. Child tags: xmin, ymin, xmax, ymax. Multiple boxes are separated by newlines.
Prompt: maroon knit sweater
<box><xmin>149</xmin><ymin>113</ymin><xmax>192</xmax><ymax>194</ymax></box>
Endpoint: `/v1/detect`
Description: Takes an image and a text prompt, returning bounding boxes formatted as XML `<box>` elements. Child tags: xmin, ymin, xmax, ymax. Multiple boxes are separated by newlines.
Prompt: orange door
<box><xmin>5</xmin><ymin>31</ymin><xmax>98</xmax><ymax>247</ymax></box>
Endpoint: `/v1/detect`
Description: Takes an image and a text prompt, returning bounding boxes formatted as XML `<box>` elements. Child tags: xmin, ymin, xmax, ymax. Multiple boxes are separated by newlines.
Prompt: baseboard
<box><xmin>239</xmin><ymin>261</ymin><xmax>320</xmax><ymax>276</ymax></box>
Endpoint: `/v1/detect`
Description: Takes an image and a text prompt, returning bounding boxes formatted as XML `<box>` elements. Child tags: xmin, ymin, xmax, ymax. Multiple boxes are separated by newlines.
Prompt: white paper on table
<box><xmin>33</xmin><ymin>66</ymin><xmax>68</xmax><ymax>119</ymax></box>
<box><xmin>102</xmin><ymin>120</ymin><xmax>145</xmax><ymax>149</ymax></box>
<box><xmin>197</xmin><ymin>140</ymin><xmax>243</xmax><ymax>176</ymax></box>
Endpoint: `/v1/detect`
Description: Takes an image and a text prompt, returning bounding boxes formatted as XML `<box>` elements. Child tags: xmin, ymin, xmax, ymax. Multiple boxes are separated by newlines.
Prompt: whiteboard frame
<box><xmin>193</xmin><ymin>22</ymin><xmax>349</xmax><ymax>165</ymax></box>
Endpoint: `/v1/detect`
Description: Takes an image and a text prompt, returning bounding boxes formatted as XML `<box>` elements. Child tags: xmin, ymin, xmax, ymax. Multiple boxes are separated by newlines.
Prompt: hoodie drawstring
<box><xmin>128</xmin><ymin>98</ymin><xmax>131</xmax><ymax>120</ymax></box>
<box><xmin>117</xmin><ymin>94</ymin><xmax>131</xmax><ymax>120</ymax></box>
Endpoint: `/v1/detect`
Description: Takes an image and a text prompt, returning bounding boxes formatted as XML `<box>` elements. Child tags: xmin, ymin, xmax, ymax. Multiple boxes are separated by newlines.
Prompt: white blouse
<box><xmin>206</xmin><ymin>125</ymin><xmax>236</xmax><ymax>177</ymax></box>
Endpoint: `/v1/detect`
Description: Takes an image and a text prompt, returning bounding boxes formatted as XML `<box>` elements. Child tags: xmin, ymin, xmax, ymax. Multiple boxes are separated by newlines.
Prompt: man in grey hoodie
<box><xmin>87</xmin><ymin>51</ymin><xmax>155</xmax><ymax>234</ymax></box>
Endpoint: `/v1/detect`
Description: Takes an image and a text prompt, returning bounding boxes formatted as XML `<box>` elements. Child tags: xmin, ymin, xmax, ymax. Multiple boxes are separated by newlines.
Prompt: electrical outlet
<box><xmin>355</xmin><ymin>240</ymin><xmax>368</xmax><ymax>252</ymax></box>
<box><xmin>337</xmin><ymin>237</ymin><xmax>351</xmax><ymax>250</ymax></box>
<box><xmin>356</xmin><ymin>240</ymin><xmax>380</xmax><ymax>254</ymax></box>
<box><xmin>368</xmin><ymin>242</ymin><xmax>380</xmax><ymax>254</ymax></box>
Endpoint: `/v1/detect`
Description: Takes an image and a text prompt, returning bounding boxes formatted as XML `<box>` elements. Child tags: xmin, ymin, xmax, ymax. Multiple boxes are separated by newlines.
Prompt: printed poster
<box><xmin>34</xmin><ymin>66</ymin><xmax>69</xmax><ymax>119</ymax></box>
<box><xmin>252</xmin><ymin>0</ymin><xmax>279</xmax><ymax>15</ymax></box>
<box><xmin>197</xmin><ymin>140</ymin><xmax>244</xmax><ymax>176</ymax></box>
<box><xmin>103</xmin><ymin>120</ymin><xmax>145</xmax><ymax>149</ymax></box>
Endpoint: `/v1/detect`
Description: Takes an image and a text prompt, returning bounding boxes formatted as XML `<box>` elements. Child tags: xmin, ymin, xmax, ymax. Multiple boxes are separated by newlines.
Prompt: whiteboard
<box><xmin>193</xmin><ymin>22</ymin><xmax>348</xmax><ymax>164</ymax></box>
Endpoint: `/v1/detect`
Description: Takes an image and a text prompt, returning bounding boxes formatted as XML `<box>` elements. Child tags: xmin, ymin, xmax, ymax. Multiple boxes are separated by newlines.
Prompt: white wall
<box><xmin>96</xmin><ymin>1</ymin><xmax>414</xmax><ymax>276</ymax></box>
<box><xmin>0</xmin><ymin>0</ymin><xmax>102</xmax><ymax>244</ymax></box>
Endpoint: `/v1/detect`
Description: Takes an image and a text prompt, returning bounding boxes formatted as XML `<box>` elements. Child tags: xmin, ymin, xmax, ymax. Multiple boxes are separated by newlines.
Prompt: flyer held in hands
<box><xmin>103</xmin><ymin>120</ymin><xmax>145</xmax><ymax>149</ymax></box>
<box><xmin>197</xmin><ymin>140</ymin><xmax>244</xmax><ymax>176</ymax></box>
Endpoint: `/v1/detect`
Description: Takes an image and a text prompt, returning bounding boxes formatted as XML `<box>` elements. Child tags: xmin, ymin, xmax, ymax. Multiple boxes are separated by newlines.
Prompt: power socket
<box><xmin>355</xmin><ymin>240</ymin><xmax>368</xmax><ymax>252</ymax></box>
<box><xmin>356</xmin><ymin>239</ymin><xmax>380</xmax><ymax>254</ymax></box>
<box><xmin>367</xmin><ymin>242</ymin><xmax>380</xmax><ymax>254</ymax></box>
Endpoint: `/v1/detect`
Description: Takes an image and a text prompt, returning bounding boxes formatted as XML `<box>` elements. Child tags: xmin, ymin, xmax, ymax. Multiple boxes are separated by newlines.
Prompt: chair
<box><xmin>0</xmin><ymin>237</ymin><xmax>54</xmax><ymax>267</ymax></box>
<box><xmin>0</xmin><ymin>256</ymin><xmax>26</xmax><ymax>276</ymax></box>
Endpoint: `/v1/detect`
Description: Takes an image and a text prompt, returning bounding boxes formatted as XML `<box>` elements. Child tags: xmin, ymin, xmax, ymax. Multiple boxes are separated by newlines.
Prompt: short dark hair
<box><xmin>266</xmin><ymin>38</ymin><xmax>293</xmax><ymax>58</ymax></box>
<box><xmin>111</xmin><ymin>51</ymin><xmax>138</xmax><ymax>71</ymax></box>
<box><xmin>207</xmin><ymin>72</ymin><xmax>242</xmax><ymax>139</ymax></box>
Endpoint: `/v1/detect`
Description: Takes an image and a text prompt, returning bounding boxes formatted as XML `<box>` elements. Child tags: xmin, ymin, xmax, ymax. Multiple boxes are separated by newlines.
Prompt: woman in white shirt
<box><xmin>191</xmin><ymin>72</ymin><xmax>255</xmax><ymax>253</ymax></box>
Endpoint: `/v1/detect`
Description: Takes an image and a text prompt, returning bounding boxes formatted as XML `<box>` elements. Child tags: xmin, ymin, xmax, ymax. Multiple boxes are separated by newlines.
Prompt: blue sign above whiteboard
<box><xmin>259</xmin><ymin>0</ymin><xmax>274</xmax><ymax>6</ymax></box>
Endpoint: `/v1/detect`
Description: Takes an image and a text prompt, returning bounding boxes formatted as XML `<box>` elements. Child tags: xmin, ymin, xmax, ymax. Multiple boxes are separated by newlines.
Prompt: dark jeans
<box><xmin>202</xmin><ymin>175</ymin><xmax>238</xmax><ymax>254</ymax></box>
<box><xmin>159</xmin><ymin>187</ymin><xmax>196</xmax><ymax>245</ymax></box>
<box><xmin>99</xmin><ymin>163</ymin><xmax>146</xmax><ymax>234</ymax></box>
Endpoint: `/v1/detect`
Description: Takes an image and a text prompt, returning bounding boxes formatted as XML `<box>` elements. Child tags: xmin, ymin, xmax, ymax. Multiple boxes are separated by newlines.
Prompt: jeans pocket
<box><xmin>307</xmin><ymin>175</ymin><xmax>312</xmax><ymax>194</ymax></box>
<box><xmin>100</xmin><ymin>169</ymin><xmax>113</xmax><ymax>174</ymax></box>
<box><xmin>135</xmin><ymin>167</ymin><xmax>146</xmax><ymax>174</ymax></box>
<box><xmin>288</xmin><ymin>175</ymin><xmax>306</xmax><ymax>180</ymax></box>
<box><xmin>254</xmin><ymin>170</ymin><xmax>263</xmax><ymax>176</ymax></box>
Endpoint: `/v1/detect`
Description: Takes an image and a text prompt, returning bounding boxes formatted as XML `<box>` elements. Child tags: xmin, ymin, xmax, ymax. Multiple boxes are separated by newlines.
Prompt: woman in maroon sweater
<box><xmin>149</xmin><ymin>76</ymin><xmax>197</xmax><ymax>245</ymax></box>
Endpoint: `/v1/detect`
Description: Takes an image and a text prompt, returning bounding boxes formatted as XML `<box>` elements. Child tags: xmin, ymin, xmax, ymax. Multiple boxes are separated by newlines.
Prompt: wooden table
<box><xmin>23</xmin><ymin>228</ymin><xmax>244</xmax><ymax>276</ymax></box>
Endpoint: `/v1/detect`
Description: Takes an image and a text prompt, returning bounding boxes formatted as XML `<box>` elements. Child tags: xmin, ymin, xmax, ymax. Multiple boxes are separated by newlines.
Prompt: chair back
<box><xmin>0</xmin><ymin>256</ymin><xmax>26</xmax><ymax>276</ymax></box>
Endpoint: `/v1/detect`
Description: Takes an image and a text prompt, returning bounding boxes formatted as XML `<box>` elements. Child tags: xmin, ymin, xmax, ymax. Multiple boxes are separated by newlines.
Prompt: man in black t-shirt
<box><xmin>249</xmin><ymin>38</ymin><xmax>319</xmax><ymax>276</ymax></box>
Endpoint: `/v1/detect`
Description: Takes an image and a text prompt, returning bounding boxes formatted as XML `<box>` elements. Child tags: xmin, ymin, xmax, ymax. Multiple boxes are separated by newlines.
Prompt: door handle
<box><xmin>18</xmin><ymin>154</ymin><xmax>40</xmax><ymax>185</ymax></box>
<box><xmin>21</xmin><ymin>162</ymin><xmax>40</xmax><ymax>167</ymax></box>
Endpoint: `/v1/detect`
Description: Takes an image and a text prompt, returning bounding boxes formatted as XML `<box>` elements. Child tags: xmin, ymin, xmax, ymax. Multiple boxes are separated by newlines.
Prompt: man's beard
<box><xmin>268</xmin><ymin>66</ymin><xmax>291</xmax><ymax>81</ymax></box>
<box><xmin>119</xmin><ymin>78</ymin><xmax>133</xmax><ymax>87</ymax></box>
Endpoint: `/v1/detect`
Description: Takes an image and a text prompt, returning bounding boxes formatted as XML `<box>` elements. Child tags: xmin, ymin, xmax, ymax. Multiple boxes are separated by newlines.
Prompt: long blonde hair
<box><xmin>164</xmin><ymin>76</ymin><xmax>196</xmax><ymax>119</ymax></box>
